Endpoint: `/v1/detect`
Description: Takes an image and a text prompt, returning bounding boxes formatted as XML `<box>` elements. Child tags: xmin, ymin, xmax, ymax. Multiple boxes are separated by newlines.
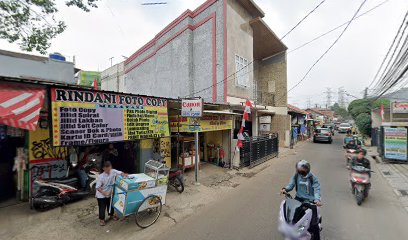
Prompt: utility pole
<box><xmin>109</xmin><ymin>57</ymin><xmax>114</xmax><ymax>67</ymax></box>
<box><xmin>324</xmin><ymin>88</ymin><xmax>333</xmax><ymax>109</ymax></box>
<box><xmin>363</xmin><ymin>87</ymin><xmax>368</xmax><ymax>99</ymax></box>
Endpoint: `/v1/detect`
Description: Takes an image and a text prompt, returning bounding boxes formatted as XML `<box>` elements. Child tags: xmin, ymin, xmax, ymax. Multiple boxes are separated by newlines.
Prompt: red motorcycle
<box><xmin>169</xmin><ymin>168</ymin><xmax>184</xmax><ymax>193</ymax></box>
<box><xmin>350</xmin><ymin>164</ymin><xmax>372</xmax><ymax>206</ymax></box>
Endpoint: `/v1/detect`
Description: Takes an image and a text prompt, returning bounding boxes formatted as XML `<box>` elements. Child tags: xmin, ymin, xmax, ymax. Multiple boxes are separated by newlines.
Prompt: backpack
<box><xmin>294</xmin><ymin>173</ymin><xmax>314</xmax><ymax>192</ymax></box>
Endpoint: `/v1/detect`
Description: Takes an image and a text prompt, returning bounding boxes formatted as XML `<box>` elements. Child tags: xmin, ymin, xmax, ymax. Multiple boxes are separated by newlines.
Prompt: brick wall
<box><xmin>255</xmin><ymin>52</ymin><xmax>287</xmax><ymax>107</ymax></box>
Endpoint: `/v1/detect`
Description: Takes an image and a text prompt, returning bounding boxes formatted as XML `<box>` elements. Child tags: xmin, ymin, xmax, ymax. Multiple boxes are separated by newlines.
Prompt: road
<box><xmin>155</xmin><ymin>134</ymin><xmax>408</xmax><ymax>240</ymax></box>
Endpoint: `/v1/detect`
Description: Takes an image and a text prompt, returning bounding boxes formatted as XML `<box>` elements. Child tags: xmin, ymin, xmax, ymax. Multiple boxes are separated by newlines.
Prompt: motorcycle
<box><xmin>169</xmin><ymin>168</ymin><xmax>184</xmax><ymax>193</ymax></box>
<box><xmin>30</xmin><ymin>159</ymin><xmax>98</xmax><ymax>211</ymax></box>
<box><xmin>350</xmin><ymin>164</ymin><xmax>372</xmax><ymax>206</ymax></box>
<box><xmin>278</xmin><ymin>193</ymin><xmax>321</xmax><ymax>240</ymax></box>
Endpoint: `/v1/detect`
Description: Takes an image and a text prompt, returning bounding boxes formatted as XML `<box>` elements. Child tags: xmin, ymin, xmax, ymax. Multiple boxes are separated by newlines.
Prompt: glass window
<box><xmin>235</xmin><ymin>54</ymin><xmax>249</xmax><ymax>88</ymax></box>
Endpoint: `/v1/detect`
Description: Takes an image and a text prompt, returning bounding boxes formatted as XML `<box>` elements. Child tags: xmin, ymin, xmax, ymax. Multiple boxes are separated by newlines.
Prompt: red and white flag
<box><xmin>237</xmin><ymin>100</ymin><xmax>253</xmax><ymax>148</ymax></box>
<box><xmin>0</xmin><ymin>84</ymin><xmax>45</xmax><ymax>131</ymax></box>
<box><xmin>92</xmin><ymin>79</ymin><xmax>99</xmax><ymax>90</ymax></box>
<box><xmin>380</xmin><ymin>104</ymin><xmax>385</xmax><ymax>122</ymax></box>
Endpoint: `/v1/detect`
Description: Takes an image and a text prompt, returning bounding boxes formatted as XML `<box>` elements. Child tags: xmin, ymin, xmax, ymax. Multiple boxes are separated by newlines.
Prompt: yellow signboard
<box><xmin>50</xmin><ymin>88</ymin><xmax>170</xmax><ymax>146</ymax></box>
<box><xmin>170</xmin><ymin>115</ymin><xmax>233</xmax><ymax>132</ymax></box>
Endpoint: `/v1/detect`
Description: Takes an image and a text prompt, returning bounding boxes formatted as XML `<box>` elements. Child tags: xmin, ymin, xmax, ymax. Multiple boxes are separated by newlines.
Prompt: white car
<box><xmin>338</xmin><ymin>123</ymin><xmax>352</xmax><ymax>133</ymax></box>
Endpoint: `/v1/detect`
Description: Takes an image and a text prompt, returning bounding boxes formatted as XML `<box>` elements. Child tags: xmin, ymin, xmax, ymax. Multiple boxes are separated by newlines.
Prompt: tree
<box><xmin>0</xmin><ymin>0</ymin><xmax>99</xmax><ymax>54</ymax></box>
<box><xmin>331</xmin><ymin>103</ymin><xmax>350</xmax><ymax>119</ymax></box>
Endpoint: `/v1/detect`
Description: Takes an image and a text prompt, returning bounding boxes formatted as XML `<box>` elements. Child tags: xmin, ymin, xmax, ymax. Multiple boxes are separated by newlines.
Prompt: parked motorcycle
<box><xmin>278</xmin><ymin>193</ymin><xmax>321</xmax><ymax>240</ymax></box>
<box><xmin>350</xmin><ymin>164</ymin><xmax>372</xmax><ymax>206</ymax></box>
<box><xmin>169</xmin><ymin>168</ymin><xmax>184</xmax><ymax>193</ymax></box>
<box><xmin>30</xmin><ymin>159</ymin><xmax>98</xmax><ymax>211</ymax></box>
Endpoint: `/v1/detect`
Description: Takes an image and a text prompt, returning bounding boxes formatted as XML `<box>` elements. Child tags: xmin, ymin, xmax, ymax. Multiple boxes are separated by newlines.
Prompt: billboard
<box><xmin>384</xmin><ymin>127</ymin><xmax>407</xmax><ymax>161</ymax></box>
<box><xmin>78</xmin><ymin>71</ymin><xmax>101</xmax><ymax>87</ymax></box>
<box><xmin>50</xmin><ymin>88</ymin><xmax>170</xmax><ymax>146</ymax></box>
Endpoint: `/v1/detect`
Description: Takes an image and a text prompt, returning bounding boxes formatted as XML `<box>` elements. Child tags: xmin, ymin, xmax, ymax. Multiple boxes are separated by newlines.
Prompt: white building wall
<box><xmin>101</xmin><ymin>62</ymin><xmax>125</xmax><ymax>92</ymax></box>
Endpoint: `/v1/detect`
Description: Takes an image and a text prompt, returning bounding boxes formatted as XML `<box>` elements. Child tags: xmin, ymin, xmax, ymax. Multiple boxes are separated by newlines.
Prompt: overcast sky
<box><xmin>1</xmin><ymin>0</ymin><xmax>407</xmax><ymax>108</ymax></box>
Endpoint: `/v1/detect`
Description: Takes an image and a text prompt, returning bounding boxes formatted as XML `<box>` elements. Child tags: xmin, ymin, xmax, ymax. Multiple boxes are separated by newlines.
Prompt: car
<box><xmin>338</xmin><ymin>123</ymin><xmax>352</xmax><ymax>134</ymax></box>
<box><xmin>322</xmin><ymin>123</ymin><xmax>335</xmax><ymax>135</ymax></box>
<box><xmin>313</xmin><ymin>128</ymin><xmax>332</xmax><ymax>143</ymax></box>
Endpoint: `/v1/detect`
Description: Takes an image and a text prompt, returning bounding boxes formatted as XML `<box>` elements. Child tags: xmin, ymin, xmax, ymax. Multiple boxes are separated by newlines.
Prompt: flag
<box><xmin>92</xmin><ymin>79</ymin><xmax>98</xmax><ymax>90</ymax></box>
<box><xmin>380</xmin><ymin>104</ymin><xmax>384</xmax><ymax>122</ymax></box>
<box><xmin>236</xmin><ymin>99</ymin><xmax>252</xmax><ymax>148</ymax></box>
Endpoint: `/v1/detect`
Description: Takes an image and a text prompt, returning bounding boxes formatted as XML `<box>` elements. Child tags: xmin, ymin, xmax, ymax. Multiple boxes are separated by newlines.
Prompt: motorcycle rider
<box><xmin>281</xmin><ymin>160</ymin><xmax>321</xmax><ymax>240</ymax></box>
<box><xmin>351</xmin><ymin>149</ymin><xmax>371</xmax><ymax>171</ymax></box>
<box><xmin>345</xmin><ymin>140</ymin><xmax>359</xmax><ymax>150</ymax></box>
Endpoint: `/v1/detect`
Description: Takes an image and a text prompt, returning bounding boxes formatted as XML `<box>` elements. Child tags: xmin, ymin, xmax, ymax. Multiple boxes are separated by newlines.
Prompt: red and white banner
<box><xmin>0</xmin><ymin>84</ymin><xmax>45</xmax><ymax>131</ymax></box>
<box><xmin>237</xmin><ymin>100</ymin><xmax>253</xmax><ymax>148</ymax></box>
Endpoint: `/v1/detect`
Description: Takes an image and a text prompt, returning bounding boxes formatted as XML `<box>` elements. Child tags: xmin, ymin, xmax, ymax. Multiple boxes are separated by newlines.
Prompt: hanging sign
<box><xmin>384</xmin><ymin>127</ymin><xmax>407</xmax><ymax>161</ymax></box>
<box><xmin>181</xmin><ymin>99</ymin><xmax>203</xmax><ymax>117</ymax></box>
<box><xmin>50</xmin><ymin>88</ymin><xmax>170</xmax><ymax>146</ymax></box>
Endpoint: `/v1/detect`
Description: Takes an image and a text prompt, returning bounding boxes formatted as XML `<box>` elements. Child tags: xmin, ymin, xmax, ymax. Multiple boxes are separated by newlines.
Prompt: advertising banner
<box><xmin>392</xmin><ymin>102</ymin><xmax>408</xmax><ymax>114</ymax></box>
<box><xmin>170</xmin><ymin>115</ymin><xmax>233</xmax><ymax>132</ymax></box>
<box><xmin>181</xmin><ymin>99</ymin><xmax>203</xmax><ymax>117</ymax></box>
<box><xmin>50</xmin><ymin>88</ymin><xmax>170</xmax><ymax>146</ymax></box>
<box><xmin>384</xmin><ymin>127</ymin><xmax>407</xmax><ymax>161</ymax></box>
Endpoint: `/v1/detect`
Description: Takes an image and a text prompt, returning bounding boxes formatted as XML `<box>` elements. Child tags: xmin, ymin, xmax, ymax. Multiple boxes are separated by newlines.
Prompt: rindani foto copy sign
<box><xmin>50</xmin><ymin>88</ymin><xmax>169</xmax><ymax>146</ymax></box>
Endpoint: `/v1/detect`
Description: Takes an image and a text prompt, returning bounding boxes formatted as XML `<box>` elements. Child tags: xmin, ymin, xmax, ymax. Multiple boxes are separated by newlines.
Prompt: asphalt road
<box><xmin>155</xmin><ymin>134</ymin><xmax>408</xmax><ymax>240</ymax></box>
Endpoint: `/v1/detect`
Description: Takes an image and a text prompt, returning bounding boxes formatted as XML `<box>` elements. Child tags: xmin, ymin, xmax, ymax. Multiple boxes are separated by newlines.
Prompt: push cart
<box><xmin>111</xmin><ymin>160</ymin><xmax>169</xmax><ymax>228</ymax></box>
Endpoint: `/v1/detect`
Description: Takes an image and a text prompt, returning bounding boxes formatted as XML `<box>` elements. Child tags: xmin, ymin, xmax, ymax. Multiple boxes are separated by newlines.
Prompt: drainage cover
<box><xmin>383</xmin><ymin>171</ymin><xmax>391</xmax><ymax>176</ymax></box>
<box><xmin>398</xmin><ymin>190</ymin><xmax>408</xmax><ymax>196</ymax></box>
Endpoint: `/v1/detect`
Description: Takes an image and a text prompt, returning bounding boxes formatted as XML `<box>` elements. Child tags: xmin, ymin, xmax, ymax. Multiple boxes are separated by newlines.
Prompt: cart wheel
<box><xmin>135</xmin><ymin>195</ymin><xmax>162</xmax><ymax>228</ymax></box>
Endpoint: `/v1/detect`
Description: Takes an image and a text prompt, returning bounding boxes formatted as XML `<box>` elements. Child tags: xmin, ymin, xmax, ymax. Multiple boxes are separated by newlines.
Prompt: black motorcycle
<box><xmin>30</xmin><ymin>160</ymin><xmax>97</xmax><ymax>211</ymax></box>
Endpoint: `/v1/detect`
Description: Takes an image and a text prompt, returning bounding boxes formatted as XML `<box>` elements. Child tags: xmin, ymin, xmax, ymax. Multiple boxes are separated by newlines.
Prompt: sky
<box><xmin>0</xmin><ymin>0</ymin><xmax>407</xmax><ymax>108</ymax></box>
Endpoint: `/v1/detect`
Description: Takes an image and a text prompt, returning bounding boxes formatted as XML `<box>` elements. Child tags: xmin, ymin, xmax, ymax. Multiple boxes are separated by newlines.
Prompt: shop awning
<box><xmin>0</xmin><ymin>84</ymin><xmax>45</xmax><ymax>131</ymax></box>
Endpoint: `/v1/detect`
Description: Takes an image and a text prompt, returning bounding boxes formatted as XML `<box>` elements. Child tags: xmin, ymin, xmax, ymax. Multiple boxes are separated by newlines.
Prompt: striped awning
<box><xmin>0</xmin><ymin>84</ymin><xmax>45</xmax><ymax>131</ymax></box>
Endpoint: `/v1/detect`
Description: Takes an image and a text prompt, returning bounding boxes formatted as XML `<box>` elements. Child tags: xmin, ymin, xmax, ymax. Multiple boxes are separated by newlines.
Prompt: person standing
<box><xmin>96</xmin><ymin>161</ymin><xmax>128</xmax><ymax>226</ymax></box>
<box><xmin>77</xmin><ymin>147</ymin><xmax>91</xmax><ymax>191</ymax></box>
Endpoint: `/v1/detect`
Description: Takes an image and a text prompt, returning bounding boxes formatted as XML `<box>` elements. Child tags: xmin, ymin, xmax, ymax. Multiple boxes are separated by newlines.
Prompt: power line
<box><xmin>368</xmin><ymin>10</ymin><xmax>408</xmax><ymax>89</ymax></box>
<box><xmin>280</xmin><ymin>0</ymin><xmax>326</xmax><ymax>40</ymax></box>
<box><xmin>288</xmin><ymin>0</ymin><xmax>390</xmax><ymax>54</ymax></box>
<box><xmin>287</xmin><ymin>0</ymin><xmax>368</xmax><ymax>94</ymax></box>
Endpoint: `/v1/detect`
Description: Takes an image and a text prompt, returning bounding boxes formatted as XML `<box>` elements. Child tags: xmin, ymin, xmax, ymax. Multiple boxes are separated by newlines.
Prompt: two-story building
<box><xmin>119</xmin><ymin>0</ymin><xmax>289</xmax><ymax>146</ymax></box>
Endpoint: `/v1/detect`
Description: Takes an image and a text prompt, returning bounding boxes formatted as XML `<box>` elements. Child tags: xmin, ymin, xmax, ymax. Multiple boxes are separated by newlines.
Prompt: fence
<box><xmin>239</xmin><ymin>134</ymin><xmax>279</xmax><ymax>168</ymax></box>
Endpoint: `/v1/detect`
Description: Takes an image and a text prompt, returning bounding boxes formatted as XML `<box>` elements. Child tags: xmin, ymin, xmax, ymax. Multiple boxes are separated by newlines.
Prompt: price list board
<box><xmin>50</xmin><ymin>88</ymin><xmax>169</xmax><ymax>146</ymax></box>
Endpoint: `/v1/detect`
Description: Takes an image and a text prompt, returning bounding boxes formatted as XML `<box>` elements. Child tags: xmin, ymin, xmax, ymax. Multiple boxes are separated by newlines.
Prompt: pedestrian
<box><xmin>77</xmin><ymin>147</ymin><xmax>91</xmax><ymax>191</ymax></box>
<box><xmin>96</xmin><ymin>161</ymin><xmax>128</xmax><ymax>226</ymax></box>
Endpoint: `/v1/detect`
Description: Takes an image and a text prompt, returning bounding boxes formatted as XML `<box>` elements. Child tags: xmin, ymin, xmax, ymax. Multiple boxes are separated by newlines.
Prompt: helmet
<box><xmin>296</xmin><ymin>160</ymin><xmax>310</xmax><ymax>174</ymax></box>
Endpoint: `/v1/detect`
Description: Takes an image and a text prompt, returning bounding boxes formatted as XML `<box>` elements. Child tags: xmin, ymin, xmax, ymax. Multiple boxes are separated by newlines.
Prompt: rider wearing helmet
<box><xmin>281</xmin><ymin>160</ymin><xmax>321</xmax><ymax>240</ymax></box>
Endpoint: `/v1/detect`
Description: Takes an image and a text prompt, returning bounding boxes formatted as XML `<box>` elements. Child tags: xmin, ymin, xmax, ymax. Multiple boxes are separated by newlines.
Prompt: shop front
<box><xmin>169</xmin><ymin>114</ymin><xmax>233</xmax><ymax>170</ymax></box>
<box><xmin>0</xmin><ymin>79</ymin><xmax>172</xmax><ymax>204</ymax></box>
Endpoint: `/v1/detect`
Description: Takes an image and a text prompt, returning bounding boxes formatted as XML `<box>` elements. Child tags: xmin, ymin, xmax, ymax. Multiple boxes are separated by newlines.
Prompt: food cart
<box><xmin>112</xmin><ymin>160</ymin><xmax>169</xmax><ymax>228</ymax></box>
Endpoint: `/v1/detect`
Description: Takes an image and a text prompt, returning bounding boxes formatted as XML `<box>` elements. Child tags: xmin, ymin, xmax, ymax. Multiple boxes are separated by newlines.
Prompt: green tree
<box><xmin>331</xmin><ymin>103</ymin><xmax>350</xmax><ymax>119</ymax></box>
<box><xmin>0</xmin><ymin>0</ymin><xmax>99</xmax><ymax>54</ymax></box>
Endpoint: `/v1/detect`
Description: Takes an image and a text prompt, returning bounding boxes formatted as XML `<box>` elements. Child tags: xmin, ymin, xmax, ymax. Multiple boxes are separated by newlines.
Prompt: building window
<box><xmin>235</xmin><ymin>54</ymin><xmax>249</xmax><ymax>88</ymax></box>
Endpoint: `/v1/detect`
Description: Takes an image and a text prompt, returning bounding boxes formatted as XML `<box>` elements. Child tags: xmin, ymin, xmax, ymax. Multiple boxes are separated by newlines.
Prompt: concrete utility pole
<box><xmin>363</xmin><ymin>87</ymin><xmax>369</xmax><ymax>99</ymax></box>
<box><xmin>324</xmin><ymin>88</ymin><xmax>333</xmax><ymax>109</ymax></box>
<box><xmin>338</xmin><ymin>87</ymin><xmax>346</xmax><ymax>108</ymax></box>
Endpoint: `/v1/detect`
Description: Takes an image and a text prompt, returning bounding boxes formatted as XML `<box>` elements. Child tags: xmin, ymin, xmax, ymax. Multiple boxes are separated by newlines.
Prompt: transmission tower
<box><xmin>324</xmin><ymin>88</ymin><xmax>333</xmax><ymax>109</ymax></box>
<box><xmin>338</xmin><ymin>87</ymin><xmax>346</xmax><ymax>108</ymax></box>
<box><xmin>306</xmin><ymin>98</ymin><xmax>312</xmax><ymax>108</ymax></box>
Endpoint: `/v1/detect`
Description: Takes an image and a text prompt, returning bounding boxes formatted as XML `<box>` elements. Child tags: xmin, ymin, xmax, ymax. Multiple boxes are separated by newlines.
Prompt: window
<box><xmin>235</xmin><ymin>54</ymin><xmax>249</xmax><ymax>88</ymax></box>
